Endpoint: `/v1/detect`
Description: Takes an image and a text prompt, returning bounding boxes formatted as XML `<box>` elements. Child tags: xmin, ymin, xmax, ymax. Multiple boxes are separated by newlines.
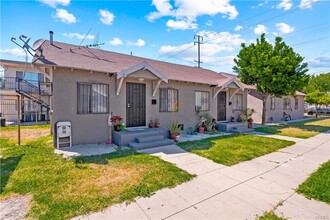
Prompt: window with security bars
<box><xmin>234</xmin><ymin>94</ymin><xmax>243</xmax><ymax>110</ymax></box>
<box><xmin>77</xmin><ymin>83</ymin><xmax>109</xmax><ymax>114</ymax></box>
<box><xmin>295</xmin><ymin>98</ymin><xmax>298</xmax><ymax>109</ymax></box>
<box><xmin>270</xmin><ymin>96</ymin><xmax>275</xmax><ymax>110</ymax></box>
<box><xmin>283</xmin><ymin>98</ymin><xmax>291</xmax><ymax>110</ymax></box>
<box><xmin>159</xmin><ymin>88</ymin><xmax>178</xmax><ymax>112</ymax></box>
<box><xmin>195</xmin><ymin>91</ymin><xmax>209</xmax><ymax>111</ymax></box>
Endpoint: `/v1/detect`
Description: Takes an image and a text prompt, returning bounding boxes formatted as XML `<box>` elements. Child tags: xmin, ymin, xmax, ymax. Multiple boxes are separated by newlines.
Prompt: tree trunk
<box><xmin>261</xmin><ymin>95</ymin><xmax>269</xmax><ymax>125</ymax></box>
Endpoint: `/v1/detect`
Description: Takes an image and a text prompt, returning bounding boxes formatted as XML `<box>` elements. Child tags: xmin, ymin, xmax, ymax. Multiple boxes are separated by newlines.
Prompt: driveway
<box><xmin>73</xmin><ymin>131</ymin><xmax>330</xmax><ymax>220</ymax></box>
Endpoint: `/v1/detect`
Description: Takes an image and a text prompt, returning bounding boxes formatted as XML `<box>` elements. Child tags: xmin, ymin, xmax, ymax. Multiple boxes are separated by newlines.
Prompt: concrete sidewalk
<box><xmin>73</xmin><ymin>131</ymin><xmax>330</xmax><ymax>220</ymax></box>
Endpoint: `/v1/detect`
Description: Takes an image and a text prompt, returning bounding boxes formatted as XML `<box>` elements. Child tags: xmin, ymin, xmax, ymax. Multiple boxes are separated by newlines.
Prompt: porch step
<box><xmin>128</xmin><ymin>138</ymin><xmax>174</xmax><ymax>150</ymax></box>
<box><xmin>136</xmin><ymin>135</ymin><xmax>165</xmax><ymax>143</ymax></box>
<box><xmin>229</xmin><ymin>127</ymin><xmax>255</xmax><ymax>134</ymax></box>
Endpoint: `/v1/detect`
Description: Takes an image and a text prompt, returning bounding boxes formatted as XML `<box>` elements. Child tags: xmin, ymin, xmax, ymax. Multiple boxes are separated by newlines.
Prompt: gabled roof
<box><xmin>117</xmin><ymin>61</ymin><xmax>168</xmax><ymax>83</ymax></box>
<box><xmin>33</xmin><ymin>40</ymin><xmax>237</xmax><ymax>87</ymax></box>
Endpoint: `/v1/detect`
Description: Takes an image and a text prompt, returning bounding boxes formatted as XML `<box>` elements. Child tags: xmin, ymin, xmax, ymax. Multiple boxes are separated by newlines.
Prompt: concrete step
<box><xmin>128</xmin><ymin>138</ymin><xmax>175</xmax><ymax>150</ymax></box>
<box><xmin>229</xmin><ymin>128</ymin><xmax>255</xmax><ymax>134</ymax></box>
<box><xmin>136</xmin><ymin>135</ymin><xmax>165</xmax><ymax>143</ymax></box>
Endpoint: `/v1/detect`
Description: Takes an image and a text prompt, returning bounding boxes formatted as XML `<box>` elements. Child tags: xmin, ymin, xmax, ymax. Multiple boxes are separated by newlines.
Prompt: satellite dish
<box><xmin>33</xmin><ymin>38</ymin><xmax>46</xmax><ymax>51</ymax></box>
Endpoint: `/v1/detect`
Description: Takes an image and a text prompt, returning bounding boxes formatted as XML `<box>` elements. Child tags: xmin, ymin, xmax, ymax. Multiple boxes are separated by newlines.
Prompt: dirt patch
<box><xmin>1</xmin><ymin>129</ymin><xmax>50</xmax><ymax>141</ymax></box>
<box><xmin>0</xmin><ymin>195</ymin><xmax>30</xmax><ymax>220</ymax></box>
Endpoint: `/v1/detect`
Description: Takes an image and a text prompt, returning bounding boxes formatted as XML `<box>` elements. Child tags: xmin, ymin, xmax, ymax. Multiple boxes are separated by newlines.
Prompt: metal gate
<box><xmin>217</xmin><ymin>92</ymin><xmax>226</xmax><ymax>121</ymax></box>
<box><xmin>126</xmin><ymin>83</ymin><xmax>146</xmax><ymax>127</ymax></box>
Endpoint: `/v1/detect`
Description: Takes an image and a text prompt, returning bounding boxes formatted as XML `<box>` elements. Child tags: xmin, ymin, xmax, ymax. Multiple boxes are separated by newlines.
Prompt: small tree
<box><xmin>305</xmin><ymin>91</ymin><xmax>330</xmax><ymax>117</ymax></box>
<box><xmin>233</xmin><ymin>34</ymin><xmax>309</xmax><ymax>124</ymax></box>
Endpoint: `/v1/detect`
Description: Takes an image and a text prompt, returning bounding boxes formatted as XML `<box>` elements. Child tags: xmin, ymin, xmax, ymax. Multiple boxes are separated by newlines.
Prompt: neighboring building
<box><xmin>247</xmin><ymin>90</ymin><xmax>306</xmax><ymax>124</ymax></box>
<box><xmin>0</xmin><ymin>60</ymin><xmax>52</xmax><ymax>124</ymax></box>
<box><xmin>32</xmin><ymin>35</ymin><xmax>253</xmax><ymax>146</ymax></box>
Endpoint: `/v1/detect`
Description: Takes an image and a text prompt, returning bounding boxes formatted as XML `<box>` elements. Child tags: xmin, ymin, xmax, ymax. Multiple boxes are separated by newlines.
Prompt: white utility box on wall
<box><xmin>56</xmin><ymin>121</ymin><xmax>72</xmax><ymax>148</ymax></box>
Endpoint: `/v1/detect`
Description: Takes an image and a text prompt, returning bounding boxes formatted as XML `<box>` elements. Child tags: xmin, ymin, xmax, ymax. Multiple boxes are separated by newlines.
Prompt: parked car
<box><xmin>307</xmin><ymin>107</ymin><xmax>330</xmax><ymax>115</ymax></box>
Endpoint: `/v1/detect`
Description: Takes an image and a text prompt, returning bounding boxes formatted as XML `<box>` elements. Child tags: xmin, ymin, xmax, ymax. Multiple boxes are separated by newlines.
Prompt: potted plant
<box><xmin>230</xmin><ymin>116</ymin><xmax>235</xmax><ymax>122</ymax></box>
<box><xmin>202</xmin><ymin>113</ymin><xmax>214</xmax><ymax>132</ymax></box>
<box><xmin>197</xmin><ymin>115</ymin><xmax>206</xmax><ymax>133</ymax></box>
<box><xmin>154</xmin><ymin>118</ymin><xmax>160</xmax><ymax>127</ymax></box>
<box><xmin>111</xmin><ymin>115</ymin><xmax>123</xmax><ymax>131</ymax></box>
<box><xmin>149</xmin><ymin>119</ymin><xmax>155</xmax><ymax>128</ymax></box>
<box><xmin>247</xmin><ymin>117</ymin><xmax>253</xmax><ymax>128</ymax></box>
<box><xmin>169</xmin><ymin>120</ymin><xmax>181</xmax><ymax>140</ymax></box>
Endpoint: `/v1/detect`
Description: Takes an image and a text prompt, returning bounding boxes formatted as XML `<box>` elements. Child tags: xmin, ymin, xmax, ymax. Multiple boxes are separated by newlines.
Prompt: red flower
<box><xmin>111</xmin><ymin>116</ymin><xmax>123</xmax><ymax>124</ymax></box>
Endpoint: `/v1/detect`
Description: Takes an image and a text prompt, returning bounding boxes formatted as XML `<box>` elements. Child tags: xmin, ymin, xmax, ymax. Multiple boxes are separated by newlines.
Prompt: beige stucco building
<box><xmin>28</xmin><ymin>34</ymin><xmax>305</xmax><ymax>146</ymax></box>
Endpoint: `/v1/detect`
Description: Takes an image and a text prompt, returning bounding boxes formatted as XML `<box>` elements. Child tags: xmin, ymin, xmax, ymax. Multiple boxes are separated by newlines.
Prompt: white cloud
<box><xmin>254</xmin><ymin>24</ymin><xmax>268</xmax><ymax>34</ymax></box>
<box><xmin>63</xmin><ymin>33</ymin><xmax>94</xmax><ymax>40</ymax></box>
<box><xmin>234</xmin><ymin>25</ymin><xmax>243</xmax><ymax>32</ymax></box>
<box><xmin>37</xmin><ymin>0</ymin><xmax>70</xmax><ymax>8</ymax></box>
<box><xmin>299</xmin><ymin>0</ymin><xmax>318</xmax><ymax>9</ymax></box>
<box><xmin>276</xmin><ymin>0</ymin><xmax>293</xmax><ymax>10</ymax></box>
<box><xmin>99</xmin><ymin>9</ymin><xmax>115</xmax><ymax>25</ymax></box>
<box><xmin>147</xmin><ymin>0</ymin><xmax>238</xmax><ymax>30</ymax></box>
<box><xmin>128</xmin><ymin>39</ymin><xmax>146</xmax><ymax>47</ymax></box>
<box><xmin>273</xmin><ymin>32</ymin><xmax>278</xmax><ymax>36</ymax></box>
<box><xmin>206</xmin><ymin>20</ymin><xmax>212</xmax><ymax>26</ymax></box>
<box><xmin>166</xmin><ymin>18</ymin><xmax>197</xmax><ymax>30</ymax></box>
<box><xmin>308</xmin><ymin>55</ymin><xmax>330</xmax><ymax>68</ymax></box>
<box><xmin>276</xmin><ymin>22</ymin><xmax>295</xmax><ymax>34</ymax></box>
<box><xmin>159</xmin><ymin>31</ymin><xmax>244</xmax><ymax>59</ymax></box>
<box><xmin>52</xmin><ymin>9</ymin><xmax>77</xmax><ymax>24</ymax></box>
<box><xmin>0</xmin><ymin>48</ymin><xmax>27</xmax><ymax>57</ymax></box>
<box><xmin>109</xmin><ymin>37</ymin><xmax>123</xmax><ymax>46</ymax></box>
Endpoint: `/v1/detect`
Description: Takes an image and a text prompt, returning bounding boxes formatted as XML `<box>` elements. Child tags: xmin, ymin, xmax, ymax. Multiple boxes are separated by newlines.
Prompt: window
<box><xmin>283</xmin><ymin>98</ymin><xmax>291</xmax><ymax>110</ymax></box>
<box><xmin>159</xmin><ymin>88</ymin><xmax>178</xmax><ymax>112</ymax></box>
<box><xmin>77</xmin><ymin>83</ymin><xmax>109</xmax><ymax>114</ymax></box>
<box><xmin>270</xmin><ymin>96</ymin><xmax>275</xmax><ymax>110</ymax></box>
<box><xmin>295</xmin><ymin>98</ymin><xmax>298</xmax><ymax>109</ymax></box>
<box><xmin>195</xmin><ymin>91</ymin><xmax>209</xmax><ymax>111</ymax></box>
<box><xmin>233</xmin><ymin>94</ymin><xmax>243</xmax><ymax>110</ymax></box>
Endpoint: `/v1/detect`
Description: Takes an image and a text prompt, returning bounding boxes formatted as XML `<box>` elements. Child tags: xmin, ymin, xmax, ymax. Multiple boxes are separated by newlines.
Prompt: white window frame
<box><xmin>283</xmin><ymin>98</ymin><xmax>291</xmax><ymax>110</ymax></box>
<box><xmin>234</xmin><ymin>94</ymin><xmax>243</xmax><ymax>110</ymax></box>
<box><xmin>270</xmin><ymin>96</ymin><xmax>275</xmax><ymax>110</ymax></box>
<box><xmin>195</xmin><ymin>91</ymin><xmax>210</xmax><ymax>111</ymax></box>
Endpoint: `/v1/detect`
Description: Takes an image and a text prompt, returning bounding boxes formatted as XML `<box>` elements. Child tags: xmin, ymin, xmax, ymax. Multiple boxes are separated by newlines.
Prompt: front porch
<box><xmin>112</xmin><ymin>127</ymin><xmax>174</xmax><ymax>149</ymax></box>
<box><xmin>217</xmin><ymin>122</ymin><xmax>254</xmax><ymax>134</ymax></box>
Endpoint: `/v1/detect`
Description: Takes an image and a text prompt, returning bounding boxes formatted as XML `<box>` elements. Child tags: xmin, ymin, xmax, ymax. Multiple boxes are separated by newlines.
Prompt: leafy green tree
<box><xmin>233</xmin><ymin>34</ymin><xmax>309</xmax><ymax>124</ymax></box>
<box><xmin>304</xmin><ymin>72</ymin><xmax>330</xmax><ymax>94</ymax></box>
<box><xmin>305</xmin><ymin>91</ymin><xmax>330</xmax><ymax>117</ymax></box>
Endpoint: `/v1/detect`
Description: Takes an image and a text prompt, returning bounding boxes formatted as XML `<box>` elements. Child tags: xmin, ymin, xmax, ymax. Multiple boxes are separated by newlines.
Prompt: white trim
<box><xmin>116</xmin><ymin>77</ymin><xmax>124</xmax><ymax>95</ymax></box>
<box><xmin>229</xmin><ymin>88</ymin><xmax>241</xmax><ymax>101</ymax></box>
<box><xmin>117</xmin><ymin>61</ymin><xmax>168</xmax><ymax>83</ymax></box>
<box><xmin>221</xmin><ymin>78</ymin><xmax>244</xmax><ymax>91</ymax></box>
<box><xmin>212</xmin><ymin>87</ymin><xmax>226</xmax><ymax>99</ymax></box>
<box><xmin>152</xmin><ymin>80</ymin><xmax>162</xmax><ymax>97</ymax></box>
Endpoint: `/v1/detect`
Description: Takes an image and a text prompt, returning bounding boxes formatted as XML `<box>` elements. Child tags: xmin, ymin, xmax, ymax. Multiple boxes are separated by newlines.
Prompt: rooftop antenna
<box><xmin>11</xmin><ymin>35</ymin><xmax>36</xmax><ymax>77</ymax></box>
<box><xmin>79</xmin><ymin>27</ymin><xmax>92</xmax><ymax>48</ymax></box>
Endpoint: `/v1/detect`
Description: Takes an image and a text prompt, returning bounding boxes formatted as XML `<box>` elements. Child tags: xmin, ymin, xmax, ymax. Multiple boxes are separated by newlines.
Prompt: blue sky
<box><xmin>1</xmin><ymin>0</ymin><xmax>329</xmax><ymax>74</ymax></box>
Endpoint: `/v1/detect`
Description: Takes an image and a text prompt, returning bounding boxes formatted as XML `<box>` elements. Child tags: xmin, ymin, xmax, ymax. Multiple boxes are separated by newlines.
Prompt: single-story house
<box><xmin>31</xmin><ymin>33</ymin><xmax>255</xmax><ymax>146</ymax></box>
<box><xmin>247</xmin><ymin>90</ymin><xmax>306</xmax><ymax>124</ymax></box>
<box><xmin>30</xmin><ymin>33</ymin><xmax>305</xmax><ymax>147</ymax></box>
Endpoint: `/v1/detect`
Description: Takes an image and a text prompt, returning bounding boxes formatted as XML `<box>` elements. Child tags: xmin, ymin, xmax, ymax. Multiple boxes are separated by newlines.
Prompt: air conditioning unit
<box><xmin>56</xmin><ymin>121</ymin><xmax>72</xmax><ymax>148</ymax></box>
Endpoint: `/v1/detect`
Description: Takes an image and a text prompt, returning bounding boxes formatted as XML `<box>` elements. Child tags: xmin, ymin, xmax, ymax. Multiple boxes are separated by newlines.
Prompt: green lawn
<box><xmin>297</xmin><ymin>160</ymin><xmax>330</xmax><ymax>204</ymax></box>
<box><xmin>0</xmin><ymin>137</ymin><xmax>193</xmax><ymax>219</ymax></box>
<box><xmin>177</xmin><ymin>135</ymin><xmax>294</xmax><ymax>166</ymax></box>
<box><xmin>258</xmin><ymin>211</ymin><xmax>287</xmax><ymax>220</ymax></box>
<box><xmin>255</xmin><ymin>118</ymin><xmax>330</xmax><ymax>139</ymax></box>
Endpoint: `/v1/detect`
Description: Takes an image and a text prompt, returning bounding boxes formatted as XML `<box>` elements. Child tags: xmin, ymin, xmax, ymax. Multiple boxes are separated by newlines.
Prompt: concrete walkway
<box><xmin>248</xmin><ymin>131</ymin><xmax>305</xmax><ymax>143</ymax></box>
<box><xmin>73</xmin><ymin>131</ymin><xmax>330</xmax><ymax>220</ymax></box>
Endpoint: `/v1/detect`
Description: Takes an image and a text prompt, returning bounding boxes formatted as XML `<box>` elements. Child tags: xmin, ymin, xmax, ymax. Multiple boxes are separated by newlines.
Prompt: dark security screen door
<box><xmin>126</xmin><ymin>83</ymin><xmax>146</xmax><ymax>127</ymax></box>
<box><xmin>217</xmin><ymin>92</ymin><xmax>226</xmax><ymax>121</ymax></box>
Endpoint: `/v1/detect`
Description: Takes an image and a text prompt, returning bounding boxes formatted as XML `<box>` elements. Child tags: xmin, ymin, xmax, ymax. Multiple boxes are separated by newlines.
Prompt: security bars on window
<box><xmin>77</xmin><ymin>82</ymin><xmax>109</xmax><ymax>114</ymax></box>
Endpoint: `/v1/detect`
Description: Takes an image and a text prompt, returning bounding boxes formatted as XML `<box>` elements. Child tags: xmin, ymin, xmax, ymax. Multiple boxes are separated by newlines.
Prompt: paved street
<box><xmin>74</xmin><ymin>131</ymin><xmax>330</xmax><ymax>220</ymax></box>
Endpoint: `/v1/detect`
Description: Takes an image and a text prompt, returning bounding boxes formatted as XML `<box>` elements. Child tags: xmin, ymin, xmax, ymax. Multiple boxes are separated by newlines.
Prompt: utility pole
<box><xmin>194</xmin><ymin>35</ymin><xmax>203</xmax><ymax>68</ymax></box>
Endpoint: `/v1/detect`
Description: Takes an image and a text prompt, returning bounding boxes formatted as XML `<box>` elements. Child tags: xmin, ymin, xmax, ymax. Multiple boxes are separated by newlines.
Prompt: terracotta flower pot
<box><xmin>170</xmin><ymin>134</ymin><xmax>179</xmax><ymax>140</ymax></box>
<box><xmin>149</xmin><ymin>123</ymin><xmax>155</xmax><ymax>128</ymax></box>
<box><xmin>198</xmin><ymin>127</ymin><xmax>205</xmax><ymax>133</ymax></box>
<box><xmin>155</xmin><ymin>123</ymin><xmax>160</xmax><ymax>128</ymax></box>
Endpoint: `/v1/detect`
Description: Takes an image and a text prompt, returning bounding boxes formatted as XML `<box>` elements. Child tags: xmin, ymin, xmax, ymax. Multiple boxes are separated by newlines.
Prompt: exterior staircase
<box><xmin>16</xmin><ymin>78</ymin><xmax>52</xmax><ymax>110</ymax></box>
